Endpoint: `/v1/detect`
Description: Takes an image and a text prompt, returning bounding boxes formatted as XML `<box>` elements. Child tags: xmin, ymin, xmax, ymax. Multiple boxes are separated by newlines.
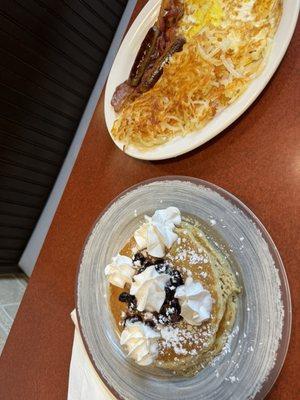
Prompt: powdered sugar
<box><xmin>170</xmin><ymin>246</ymin><xmax>209</xmax><ymax>265</ymax></box>
<box><xmin>158</xmin><ymin>323</ymin><xmax>214</xmax><ymax>357</ymax></box>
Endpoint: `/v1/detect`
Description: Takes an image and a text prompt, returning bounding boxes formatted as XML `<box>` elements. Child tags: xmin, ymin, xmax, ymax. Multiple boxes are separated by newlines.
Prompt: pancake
<box><xmin>109</xmin><ymin>215</ymin><xmax>240</xmax><ymax>376</ymax></box>
<box><xmin>154</xmin><ymin>220</ymin><xmax>240</xmax><ymax>375</ymax></box>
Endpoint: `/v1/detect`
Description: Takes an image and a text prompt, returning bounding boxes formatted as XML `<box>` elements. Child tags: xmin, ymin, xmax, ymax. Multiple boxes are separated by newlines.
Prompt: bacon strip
<box><xmin>111</xmin><ymin>0</ymin><xmax>184</xmax><ymax>112</ymax></box>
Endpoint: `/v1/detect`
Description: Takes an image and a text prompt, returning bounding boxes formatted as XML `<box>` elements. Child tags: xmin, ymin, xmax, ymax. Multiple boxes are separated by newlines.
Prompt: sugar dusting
<box><xmin>158</xmin><ymin>323</ymin><xmax>214</xmax><ymax>356</ymax></box>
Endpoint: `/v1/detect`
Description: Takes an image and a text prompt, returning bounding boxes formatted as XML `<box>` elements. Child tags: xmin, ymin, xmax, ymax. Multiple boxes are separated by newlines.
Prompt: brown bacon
<box><xmin>128</xmin><ymin>26</ymin><xmax>160</xmax><ymax>87</ymax></box>
<box><xmin>111</xmin><ymin>0</ymin><xmax>184</xmax><ymax>112</ymax></box>
<box><xmin>139</xmin><ymin>36</ymin><xmax>186</xmax><ymax>93</ymax></box>
<box><xmin>111</xmin><ymin>81</ymin><xmax>136</xmax><ymax>113</ymax></box>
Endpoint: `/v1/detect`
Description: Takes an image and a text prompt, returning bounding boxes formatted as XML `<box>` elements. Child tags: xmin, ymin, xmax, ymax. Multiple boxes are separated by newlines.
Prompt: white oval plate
<box><xmin>105</xmin><ymin>0</ymin><xmax>299</xmax><ymax>160</ymax></box>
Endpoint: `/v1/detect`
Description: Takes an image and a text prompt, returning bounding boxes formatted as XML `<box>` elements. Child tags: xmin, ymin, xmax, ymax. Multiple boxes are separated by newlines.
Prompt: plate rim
<box><xmin>104</xmin><ymin>0</ymin><xmax>300</xmax><ymax>161</ymax></box>
<box><xmin>75</xmin><ymin>176</ymin><xmax>292</xmax><ymax>400</ymax></box>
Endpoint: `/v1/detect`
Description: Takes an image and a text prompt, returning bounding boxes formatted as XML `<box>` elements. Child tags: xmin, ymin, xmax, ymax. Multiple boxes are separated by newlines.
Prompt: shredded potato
<box><xmin>112</xmin><ymin>0</ymin><xmax>282</xmax><ymax>150</ymax></box>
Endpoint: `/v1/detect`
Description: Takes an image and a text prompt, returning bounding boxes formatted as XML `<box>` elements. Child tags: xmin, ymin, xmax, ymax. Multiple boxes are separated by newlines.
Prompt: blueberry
<box><xmin>170</xmin><ymin>270</ymin><xmax>183</xmax><ymax>287</ymax></box>
<box><xmin>160</xmin><ymin>298</ymin><xmax>182</xmax><ymax>323</ymax></box>
<box><xmin>144</xmin><ymin>319</ymin><xmax>155</xmax><ymax>328</ymax></box>
<box><xmin>157</xmin><ymin>313</ymin><xmax>169</xmax><ymax>324</ymax></box>
<box><xmin>153</xmin><ymin>258</ymin><xmax>165</xmax><ymax>265</ymax></box>
<box><xmin>155</xmin><ymin>264</ymin><xmax>164</xmax><ymax>273</ymax></box>
<box><xmin>165</xmin><ymin>285</ymin><xmax>175</xmax><ymax>300</ymax></box>
<box><xmin>154</xmin><ymin>263</ymin><xmax>167</xmax><ymax>273</ymax></box>
<box><xmin>155</xmin><ymin>261</ymin><xmax>172</xmax><ymax>274</ymax></box>
<box><xmin>159</xmin><ymin>304</ymin><xmax>167</xmax><ymax>317</ymax></box>
<box><xmin>119</xmin><ymin>292</ymin><xmax>128</xmax><ymax>302</ymax></box>
<box><xmin>169</xmin><ymin>312</ymin><xmax>182</xmax><ymax>323</ymax></box>
<box><xmin>119</xmin><ymin>292</ymin><xmax>136</xmax><ymax>305</ymax></box>
<box><xmin>125</xmin><ymin>315</ymin><xmax>142</xmax><ymax>324</ymax></box>
<box><xmin>169</xmin><ymin>298</ymin><xmax>181</xmax><ymax>313</ymax></box>
<box><xmin>128</xmin><ymin>298</ymin><xmax>137</xmax><ymax>311</ymax></box>
<box><xmin>133</xmin><ymin>252</ymin><xmax>146</xmax><ymax>264</ymax></box>
<box><xmin>137</xmin><ymin>260</ymin><xmax>153</xmax><ymax>274</ymax></box>
<box><xmin>160</xmin><ymin>301</ymin><xmax>171</xmax><ymax>316</ymax></box>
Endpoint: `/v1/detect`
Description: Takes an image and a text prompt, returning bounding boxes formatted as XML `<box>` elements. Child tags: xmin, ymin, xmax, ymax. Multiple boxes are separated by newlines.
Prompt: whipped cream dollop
<box><xmin>120</xmin><ymin>321</ymin><xmax>160</xmax><ymax>366</ymax></box>
<box><xmin>104</xmin><ymin>254</ymin><xmax>135</xmax><ymax>288</ymax></box>
<box><xmin>134</xmin><ymin>207</ymin><xmax>181</xmax><ymax>257</ymax></box>
<box><xmin>175</xmin><ymin>277</ymin><xmax>212</xmax><ymax>325</ymax></box>
<box><xmin>130</xmin><ymin>265</ymin><xmax>170</xmax><ymax>312</ymax></box>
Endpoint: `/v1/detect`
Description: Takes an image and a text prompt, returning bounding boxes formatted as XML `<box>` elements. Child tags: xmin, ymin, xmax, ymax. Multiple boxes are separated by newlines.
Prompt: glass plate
<box><xmin>76</xmin><ymin>177</ymin><xmax>291</xmax><ymax>400</ymax></box>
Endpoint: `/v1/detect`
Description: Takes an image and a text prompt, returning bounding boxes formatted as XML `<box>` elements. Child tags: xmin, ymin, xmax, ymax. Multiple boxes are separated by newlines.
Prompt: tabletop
<box><xmin>0</xmin><ymin>2</ymin><xmax>299</xmax><ymax>399</ymax></box>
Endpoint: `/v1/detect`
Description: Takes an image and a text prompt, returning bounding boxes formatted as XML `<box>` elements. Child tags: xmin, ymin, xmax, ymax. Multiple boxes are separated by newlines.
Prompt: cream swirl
<box><xmin>134</xmin><ymin>207</ymin><xmax>181</xmax><ymax>257</ymax></box>
<box><xmin>175</xmin><ymin>277</ymin><xmax>212</xmax><ymax>325</ymax></box>
<box><xmin>120</xmin><ymin>321</ymin><xmax>160</xmax><ymax>366</ymax></box>
<box><xmin>104</xmin><ymin>254</ymin><xmax>135</xmax><ymax>288</ymax></box>
<box><xmin>130</xmin><ymin>265</ymin><xmax>170</xmax><ymax>312</ymax></box>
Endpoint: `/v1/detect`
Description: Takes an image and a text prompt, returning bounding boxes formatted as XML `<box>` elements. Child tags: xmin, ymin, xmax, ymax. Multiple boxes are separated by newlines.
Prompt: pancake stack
<box><xmin>109</xmin><ymin>216</ymin><xmax>240</xmax><ymax>376</ymax></box>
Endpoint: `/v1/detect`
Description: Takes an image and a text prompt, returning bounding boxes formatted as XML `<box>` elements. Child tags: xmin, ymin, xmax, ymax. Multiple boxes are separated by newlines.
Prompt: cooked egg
<box><xmin>180</xmin><ymin>0</ymin><xmax>224</xmax><ymax>40</ymax></box>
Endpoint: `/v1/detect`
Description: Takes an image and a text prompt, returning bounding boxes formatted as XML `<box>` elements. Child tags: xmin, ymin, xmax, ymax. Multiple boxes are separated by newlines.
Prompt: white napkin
<box><xmin>68</xmin><ymin>310</ymin><xmax>116</xmax><ymax>400</ymax></box>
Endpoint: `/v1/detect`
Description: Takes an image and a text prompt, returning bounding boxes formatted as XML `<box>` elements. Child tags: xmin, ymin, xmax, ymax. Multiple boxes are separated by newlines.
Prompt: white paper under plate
<box><xmin>104</xmin><ymin>0</ymin><xmax>299</xmax><ymax>160</ymax></box>
<box><xmin>76</xmin><ymin>177</ymin><xmax>291</xmax><ymax>400</ymax></box>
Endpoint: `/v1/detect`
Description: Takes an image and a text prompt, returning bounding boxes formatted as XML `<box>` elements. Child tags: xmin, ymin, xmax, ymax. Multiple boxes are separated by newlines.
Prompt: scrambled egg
<box><xmin>180</xmin><ymin>0</ymin><xmax>224</xmax><ymax>40</ymax></box>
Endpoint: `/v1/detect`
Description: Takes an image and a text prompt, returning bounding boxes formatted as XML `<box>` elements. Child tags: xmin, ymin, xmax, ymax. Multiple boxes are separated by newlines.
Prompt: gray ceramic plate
<box><xmin>76</xmin><ymin>177</ymin><xmax>291</xmax><ymax>400</ymax></box>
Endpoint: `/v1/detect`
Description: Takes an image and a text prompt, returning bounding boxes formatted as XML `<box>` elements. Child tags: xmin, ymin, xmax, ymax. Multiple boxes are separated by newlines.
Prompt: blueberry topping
<box><xmin>169</xmin><ymin>312</ymin><xmax>182</xmax><ymax>323</ymax></box>
<box><xmin>169</xmin><ymin>298</ymin><xmax>181</xmax><ymax>313</ymax></box>
<box><xmin>128</xmin><ymin>298</ymin><xmax>137</xmax><ymax>311</ymax></box>
<box><xmin>119</xmin><ymin>292</ymin><xmax>136</xmax><ymax>307</ymax></box>
<box><xmin>155</xmin><ymin>261</ymin><xmax>172</xmax><ymax>274</ymax></box>
<box><xmin>144</xmin><ymin>319</ymin><xmax>155</xmax><ymax>328</ymax></box>
<box><xmin>125</xmin><ymin>315</ymin><xmax>142</xmax><ymax>324</ymax></box>
<box><xmin>154</xmin><ymin>263</ymin><xmax>166</xmax><ymax>273</ymax></box>
<box><xmin>159</xmin><ymin>298</ymin><xmax>182</xmax><ymax>324</ymax></box>
<box><xmin>154</xmin><ymin>258</ymin><xmax>165</xmax><ymax>265</ymax></box>
<box><xmin>118</xmin><ymin>255</ymin><xmax>184</xmax><ymax>328</ymax></box>
<box><xmin>170</xmin><ymin>269</ymin><xmax>184</xmax><ymax>287</ymax></box>
<box><xmin>165</xmin><ymin>285</ymin><xmax>175</xmax><ymax>300</ymax></box>
<box><xmin>137</xmin><ymin>260</ymin><xmax>154</xmax><ymax>274</ymax></box>
<box><xmin>133</xmin><ymin>252</ymin><xmax>146</xmax><ymax>264</ymax></box>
